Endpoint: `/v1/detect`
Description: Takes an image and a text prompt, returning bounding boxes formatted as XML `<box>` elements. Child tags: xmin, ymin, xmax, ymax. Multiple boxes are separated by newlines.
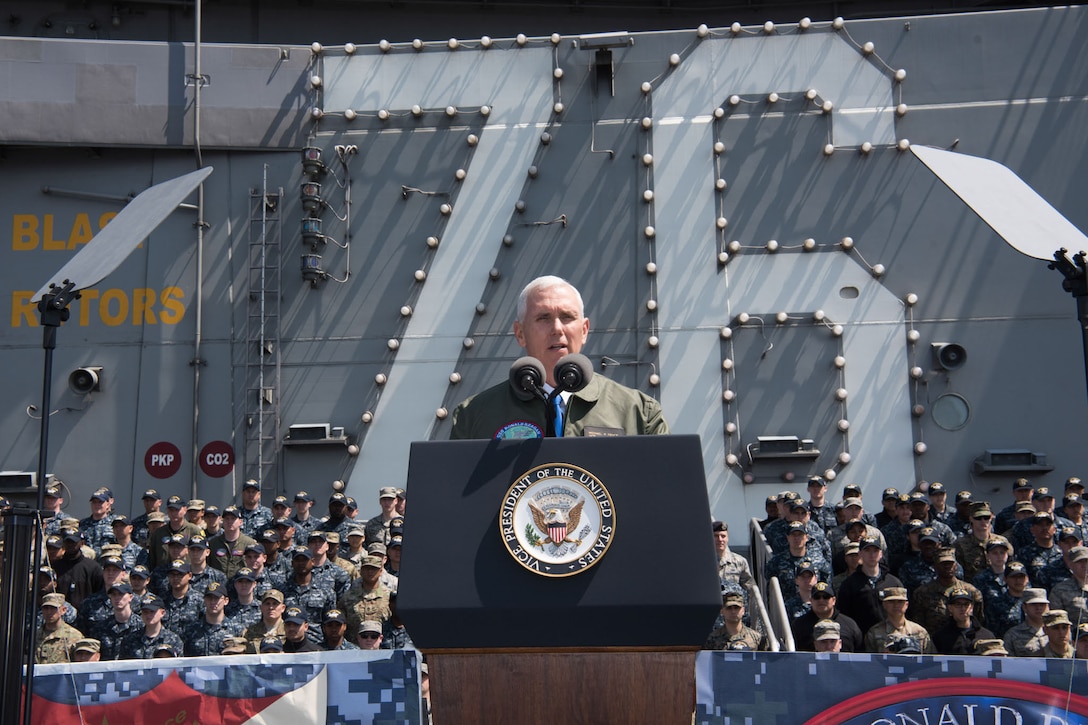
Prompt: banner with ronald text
<box><xmin>697</xmin><ymin>651</ymin><xmax>1088</xmax><ymax>725</ymax></box>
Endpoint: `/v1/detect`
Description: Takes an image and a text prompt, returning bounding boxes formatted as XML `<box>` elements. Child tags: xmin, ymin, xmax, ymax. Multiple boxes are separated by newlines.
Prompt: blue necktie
<box><xmin>553</xmin><ymin>396</ymin><xmax>564</xmax><ymax>437</ymax></box>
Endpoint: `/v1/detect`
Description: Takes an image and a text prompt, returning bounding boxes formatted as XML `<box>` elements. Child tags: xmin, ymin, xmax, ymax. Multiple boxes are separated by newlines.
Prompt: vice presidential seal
<box><xmin>499</xmin><ymin>463</ymin><xmax>616</xmax><ymax>577</ymax></box>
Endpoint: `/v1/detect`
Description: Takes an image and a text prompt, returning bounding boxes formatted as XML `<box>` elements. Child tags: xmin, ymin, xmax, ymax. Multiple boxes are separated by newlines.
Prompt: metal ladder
<box><xmin>243</xmin><ymin>167</ymin><xmax>282</xmax><ymax>491</ymax></box>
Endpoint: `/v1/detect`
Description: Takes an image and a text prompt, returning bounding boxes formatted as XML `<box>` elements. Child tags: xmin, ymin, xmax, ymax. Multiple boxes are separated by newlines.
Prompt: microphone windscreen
<box><xmin>509</xmin><ymin>356</ymin><xmax>546</xmax><ymax>401</ymax></box>
<box><xmin>553</xmin><ymin>353</ymin><xmax>593</xmax><ymax>393</ymax></box>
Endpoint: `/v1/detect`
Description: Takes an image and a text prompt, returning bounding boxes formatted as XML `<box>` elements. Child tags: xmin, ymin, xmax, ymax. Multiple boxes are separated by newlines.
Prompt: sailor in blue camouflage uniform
<box><xmin>805</xmin><ymin>476</ymin><xmax>838</xmax><ymax>534</ymax></box>
<box><xmin>78</xmin><ymin>486</ymin><xmax>117</xmax><ymax>556</ymax></box>
<box><xmin>764</xmin><ymin>522</ymin><xmax>832</xmax><ymax>600</ymax></box>
<box><xmin>1055</xmin><ymin>478</ymin><xmax>1085</xmax><ymax>519</ymax></box>
<box><xmin>161</xmin><ymin>559</ymin><xmax>204</xmax><ymax>634</ymax></box>
<box><xmin>148</xmin><ymin>532</ymin><xmax>191</xmax><ymax>596</ymax></box>
<box><xmin>761</xmin><ymin>491</ymin><xmax>799</xmax><ymax>551</ymax></box>
<box><xmin>256</xmin><ymin>529</ymin><xmax>291</xmax><ymax>589</ymax></box>
<box><xmin>238</xmin><ymin>479</ymin><xmax>274</xmax><ymax>538</ymax></box>
<box><xmin>76</xmin><ymin>555</ymin><xmax>129</xmax><ymax>635</ymax></box>
<box><xmin>89</xmin><ymin>582</ymin><xmax>142</xmax><ymax>660</ymax></box>
<box><xmin>307</xmin><ymin>530</ymin><xmax>352</xmax><ymax>598</ymax></box>
<box><xmin>907</xmin><ymin>492</ymin><xmax>957</xmax><ymax>546</ymax></box>
<box><xmin>873</xmin><ymin>488</ymin><xmax>901</xmax><ymax>530</ymax></box>
<box><xmin>925</xmin><ymin>482</ymin><xmax>956</xmax><ymax>529</ymax></box>
<box><xmin>318</xmin><ymin>492</ymin><xmax>357</xmax><ymax>553</ymax></box>
<box><xmin>767</xmin><ymin>499</ymin><xmax>833</xmax><ymax>562</ymax></box>
<box><xmin>129</xmin><ymin>488</ymin><xmax>162</xmax><ymax>547</ymax></box>
<box><xmin>270</xmin><ymin>495</ymin><xmax>291</xmax><ymax>526</ymax></box>
<box><xmin>280</xmin><ymin>547</ymin><xmax>337</xmax><ymax>643</ymax></box>
<box><xmin>109</xmin><ymin>515</ymin><xmax>144</xmax><ymax>570</ymax></box>
<box><xmin>118</xmin><ymin>595</ymin><xmax>185</xmax><ymax>660</ymax></box>
<box><xmin>1059</xmin><ymin>493</ymin><xmax>1088</xmax><ymax>545</ymax></box>
<box><xmin>289</xmin><ymin>491</ymin><xmax>319</xmax><ymax>545</ymax></box>
<box><xmin>186</xmin><ymin>535</ymin><xmax>228</xmax><ymax>597</ymax></box>
<box><xmin>42</xmin><ymin>484</ymin><xmax>68</xmax><ymax>538</ymax></box>
<box><xmin>971</xmin><ymin>537</ymin><xmax>1014</xmax><ymax>609</ymax></box>
<box><xmin>183</xmin><ymin>581</ymin><xmax>243</xmax><ymax>656</ymax></box>
<box><xmin>979</xmin><ymin>561</ymin><xmax>1030</xmax><ymax>638</ymax></box>
<box><xmin>128</xmin><ymin>565</ymin><xmax>151</xmax><ymax>611</ymax></box>
<box><xmin>944</xmin><ymin>491</ymin><xmax>977</xmax><ymax>538</ymax></box>
<box><xmin>898</xmin><ymin>528</ymin><xmax>942</xmax><ymax>595</ymax></box>
<box><xmin>782</xmin><ymin>561</ymin><xmax>819</xmax><ymax>619</ymax></box>
<box><xmin>1016</xmin><ymin>511</ymin><xmax>1065</xmax><ymax>584</ymax></box>
<box><xmin>225</xmin><ymin>567</ymin><xmax>263</xmax><ymax>629</ymax></box>
<box><xmin>1038</xmin><ymin>526</ymin><xmax>1082</xmax><ymax>591</ymax></box>
<box><xmin>994</xmin><ymin>478</ymin><xmax>1034</xmax><ymax>534</ymax></box>
<box><xmin>879</xmin><ymin>494</ymin><xmax>915</xmax><ymax>574</ymax></box>
<box><xmin>1010</xmin><ymin>488</ymin><xmax>1074</xmax><ymax>550</ymax></box>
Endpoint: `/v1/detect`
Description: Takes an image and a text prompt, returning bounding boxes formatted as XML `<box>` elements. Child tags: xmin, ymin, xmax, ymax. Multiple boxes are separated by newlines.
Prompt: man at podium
<box><xmin>450</xmin><ymin>275</ymin><xmax>669</xmax><ymax>440</ymax></box>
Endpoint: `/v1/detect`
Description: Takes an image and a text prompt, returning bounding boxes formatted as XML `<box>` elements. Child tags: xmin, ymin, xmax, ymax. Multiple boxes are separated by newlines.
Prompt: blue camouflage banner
<box><xmin>696</xmin><ymin>652</ymin><xmax>1088</xmax><ymax>725</ymax></box>
<box><xmin>31</xmin><ymin>649</ymin><xmax>421</xmax><ymax>725</ymax></box>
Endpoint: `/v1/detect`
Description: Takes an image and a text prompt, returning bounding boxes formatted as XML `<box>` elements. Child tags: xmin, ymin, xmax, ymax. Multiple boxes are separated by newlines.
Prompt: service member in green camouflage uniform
<box><xmin>909</xmin><ymin>547</ymin><xmax>984</xmax><ymax>636</ymax></box>
<box><xmin>340</xmin><ymin>555</ymin><xmax>393</xmax><ymax>640</ymax></box>
<box><xmin>36</xmin><ymin>593</ymin><xmax>83</xmax><ymax>664</ymax></box>
<box><xmin>1040</xmin><ymin>609</ymin><xmax>1074</xmax><ymax>658</ymax></box>
<box><xmin>1049</xmin><ymin>545</ymin><xmax>1088</xmax><ymax>627</ymax></box>
<box><xmin>863</xmin><ymin>587</ymin><xmax>935</xmax><ymax>654</ymax></box>
<box><xmin>704</xmin><ymin>591</ymin><xmax>767</xmax><ymax>651</ymax></box>
<box><xmin>953</xmin><ymin>502</ymin><xmax>995</xmax><ymax>582</ymax></box>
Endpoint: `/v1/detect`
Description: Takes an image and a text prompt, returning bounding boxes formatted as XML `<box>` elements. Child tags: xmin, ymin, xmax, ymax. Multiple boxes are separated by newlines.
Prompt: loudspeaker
<box><xmin>931</xmin><ymin>343</ymin><xmax>967</xmax><ymax>371</ymax></box>
<box><xmin>69</xmin><ymin>366</ymin><xmax>103</xmax><ymax>394</ymax></box>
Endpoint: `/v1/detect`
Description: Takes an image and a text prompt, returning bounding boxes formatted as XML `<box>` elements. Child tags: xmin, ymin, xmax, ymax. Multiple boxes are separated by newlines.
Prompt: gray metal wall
<box><xmin>1</xmin><ymin>6</ymin><xmax>1086</xmax><ymax>543</ymax></box>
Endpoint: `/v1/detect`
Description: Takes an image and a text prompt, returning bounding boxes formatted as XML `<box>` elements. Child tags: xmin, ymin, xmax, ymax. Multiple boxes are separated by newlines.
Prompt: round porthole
<box><xmin>931</xmin><ymin>393</ymin><xmax>970</xmax><ymax>431</ymax></box>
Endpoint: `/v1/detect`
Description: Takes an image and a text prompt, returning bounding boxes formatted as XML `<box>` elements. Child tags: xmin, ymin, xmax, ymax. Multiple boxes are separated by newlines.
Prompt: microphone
<box><xmin>553</xmin><ymin>354</ymin><xmax>593</xmax><ymax>393</ymax></box>
<box><xmin>509</xmin><ymin>357</ymin><xmax>547</xmax><ymax>402</ymax></box>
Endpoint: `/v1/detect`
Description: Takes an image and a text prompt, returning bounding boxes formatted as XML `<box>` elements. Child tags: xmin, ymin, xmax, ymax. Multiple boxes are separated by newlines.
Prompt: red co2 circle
<box><xmin>199</xmin><ymin>441</ymin><xmax>234</xmax><ymax>478</ymax></box>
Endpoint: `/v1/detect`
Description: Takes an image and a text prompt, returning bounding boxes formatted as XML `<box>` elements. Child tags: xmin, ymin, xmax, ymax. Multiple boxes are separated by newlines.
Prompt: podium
<box><xmin>397</xmin><ymin>435</ymin><xmax>721</xmax><ymax>724</ymax></box>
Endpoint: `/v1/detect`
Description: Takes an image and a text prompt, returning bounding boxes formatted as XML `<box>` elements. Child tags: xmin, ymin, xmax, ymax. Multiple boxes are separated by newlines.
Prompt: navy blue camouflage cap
<box><xmin>1032</xmin><ymin>487</ymin><xmax>1054</xmax><ymax>501</ymax></box>
<box><xmin>1064</xmin><ymin>493</ymin><xmax>1084</xmax><ymax>507</ymax></box>
<box><xmin>323</xmin><ymin>609</ymin><xmax>347</xmax><ymax>625</ymax></box>
<box><xmin>130</xmin><ymin>565</ymin><xmax>150</xmax><ymax>580</ymax></box>
<box><xmin>1012</xmin><ymin>477</ymin><xmax>1032</xmax><ymax>491</ymax></box>
<box><xmin>204</xmin><ymin>581</ymin><xmax>229</xmax><ymax>599</ymax></box>
<box><xmin>797</xmin><ymin>560</ymin><xmax>817</xmax><ymax>576</ymax></box>
<box><xmin>1060</xmin><ymin>526</ymin><xmax>1082</xmax><ymax>542</ymax></box>
<box><xmin>329</xmin><ymin>492</ymin><xmax>347</xmax><ymax>504</ymax></box>
<box><xmin>927</xmin><ymin>481</ymin><xmax>946</xmax><ymax>494</ymax></box>
<box><xmin>1005</xmin><ymin>561</ymin><xmax>1029</xmax><ymax>577</ymax></box>
<box><xmin>142</xmin><ymin>488</ymin><xmax>162</xmax><ymax>500</ymax></box>
<box><xmin>283</xmin><ymin>607</ymin><xmax>307</xmax><ymax>624</ymax></box>
<box><xmin>90</xmin><ymin>487</ymin><xmax>113</xmax><ymax>501</ymax></box>
<box><xmin>244</xmin><ymin>542</ymin><xmax>266</xmax><ymax>555</ymax></box>
<box><xmin>221</xmin><ymin>505</ymin><xmax>240</xmax><ymax>517</ymax></box>
<box><xmin>388</xmin><ymin>535</ymin><xmax>403</xmax><ymax>548</ymax></box>
<box><xmin>859</xmin><ymin>536</ymin><xmax>881</xmax><ymax>550</ymax></box>
<box><xmin>786</xmin><ymin>521</ymin><xmax>807</xmax><ymax>534</ymax></box>
<box><xmin>204</xmin><ymin>504</ymin><xmax>220</xmax><ymax>516</ymax></box>
<box><xmin>108</xmin><ymin>581</ymin><xmax>134</xmax><ymax>595</ymax></box>
<box><xmin>101</xmin><ymin>555</ymin><xmax>126</xmax><ymax>570</ymax></box>
<box><xmin>1066</xmin><ymin>477</ymin><xmax>1085</xmax><ymax>492</ymax></box>
<box><xmin>273</xmin><ymin>495</ymin><xmax>289</xmax><ymax>507</ymax></box>
<box><xmin>291</xmin><ymin>546</ymin><xmax>314</xmax><ymax>560</ymax></box>
<box><xmin>243</xmin><ymin>479</ymin><xmax>261</xmax><ymax>490</ymax></box>
<box><xmin>906</xmin><ymin>519</ymin><xmax>926</xmax><ymax>533</ymax></box>
<box><xmin>294</xmin><ymin>491</ymin><xmax>314</xmax><ymax>503</ymax></box>
<box><xmin>908</xmin><ymin>492</ymin><xmax>929</xmax><ymax>505</ymax></box>
<box><xmin>61</xmin><ymin>527</ymin><xmax>82</xmax><ymax>543</ymax></box>
<box><xmin>260</xmin><ymin>636</ymin><xmax>284</xmax><ymax>652</ymax></box>
<box><xmin>154</xmin><ymin>643</ymin><xmax>180</xmax><ymax>657</ymax></box>
<box><xmin>167</xmin><ymin>533</ymin><xmax>189</xmax><ymax>546</ymax></box>
<box><xmin>882</xmin><ymin>487</ymin><xmax>899</xmax><ymax>501</ymax></box>
<box><xmin>188</xmin><ymin>536</ymin><xmax>208</xmax><ymax>550</ymax></box>
<box><xmin>260</xmin><ymin>528</ymin><xmax>281</xmax><ymax>543</ymax></box>
<box><xmin>346</xmin><ymin>497</ymin><xmax>358</xmax><ymax>511</ymax></box>
<box><xmin>167</xmin><ymin>559</ymin><xmax>191</xmax><ymax>574</ymax></box>
<box><xmin>842</xmin><ymin>484</ymin><xmax>862</xmax><ymax>498</ymax></box>
<box><xmin>141</xmin><ymin>594</ymin><xmax>165</xmax><ymax>611</ymax></box>
<box><xmin>166</xmin><ymin>495</ymin><xmax>185</xmax><ymax>509</ymax></box>
<box><xmin>111</xmin><ymin>514</ymin><xmax>131</xmax><ymax>526</ymax></box>
<box><xmin>234</xmin><ymin>567</ymin><xmax>257</xmax><ymax>582</ymax></box>
<box><xmin>955</xmin><ymin>490</ymin><xmax>973</xmax><ymax>505</ymax></box>
<box><xmin>946</xmin><ymin>587</ymin><xmax>972</xmax><ymax>603</ymax></box>
<box><xmin>46</xmin><ymin>534</ymin><xmax>63</xmax><ymax>548</ymax></box>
